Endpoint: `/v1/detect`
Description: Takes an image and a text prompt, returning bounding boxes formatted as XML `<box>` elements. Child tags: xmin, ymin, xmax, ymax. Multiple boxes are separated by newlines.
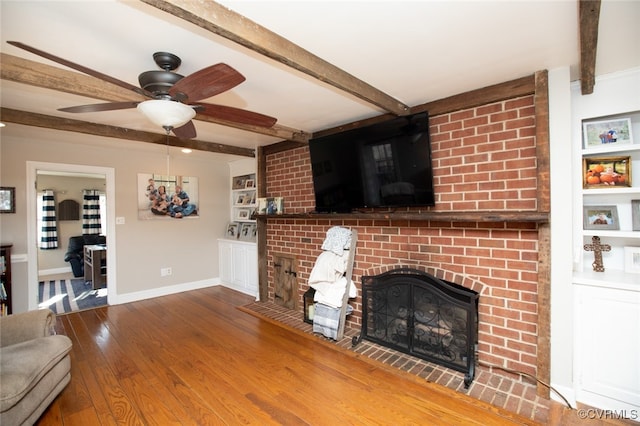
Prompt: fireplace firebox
<box><xmin>353</xmin><ymin>268</ymin><xmax>479</xmax><ymax>387</ymax></box>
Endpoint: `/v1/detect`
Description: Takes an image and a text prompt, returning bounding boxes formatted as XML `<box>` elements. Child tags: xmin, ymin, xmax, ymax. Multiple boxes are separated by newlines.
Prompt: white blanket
<box><xmin>308</xmin><ymin>250</ymin><xmax>356</xmax><ymax>308</ymax></box>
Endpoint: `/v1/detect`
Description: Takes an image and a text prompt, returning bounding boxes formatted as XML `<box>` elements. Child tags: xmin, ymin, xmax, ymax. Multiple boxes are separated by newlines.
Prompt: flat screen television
<box><xmin>309</xmin><ymin>111</ymin><xmax>435</xmax><ymax>213</ymax></box>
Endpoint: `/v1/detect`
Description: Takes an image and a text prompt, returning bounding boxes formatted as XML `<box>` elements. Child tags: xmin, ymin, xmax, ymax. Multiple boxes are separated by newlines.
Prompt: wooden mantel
<box><xmin>257</xmin><ymin>211</ymin><xmax>549</xmax><ymax>224</ymax></box>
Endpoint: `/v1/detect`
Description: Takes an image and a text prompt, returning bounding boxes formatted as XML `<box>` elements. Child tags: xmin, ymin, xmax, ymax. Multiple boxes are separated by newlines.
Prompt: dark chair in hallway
<box><xmin>64</xmin><ymin>235</ymin><xmax>106</xmax><ymax>277</ymax></box>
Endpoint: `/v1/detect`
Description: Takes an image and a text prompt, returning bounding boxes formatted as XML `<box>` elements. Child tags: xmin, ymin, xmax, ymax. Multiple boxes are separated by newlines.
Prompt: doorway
<box><xmin>26</xmin><ymin>161</ymin><xmax>116</xmax><ymax>311</ymax></box>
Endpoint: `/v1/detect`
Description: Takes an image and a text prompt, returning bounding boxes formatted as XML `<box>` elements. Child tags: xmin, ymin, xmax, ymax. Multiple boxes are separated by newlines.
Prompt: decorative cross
<box><xmin>584</xmin><ymin>236</ymin><xmax>611</xmax><ymax>272</ymax></box>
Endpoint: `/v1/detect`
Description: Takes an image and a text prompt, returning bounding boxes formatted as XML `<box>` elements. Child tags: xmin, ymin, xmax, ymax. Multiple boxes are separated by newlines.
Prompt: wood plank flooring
<box><xmin>34</xmin><ymin>286</ymin><xmax>567</xmax><ymax>425</ymax></box>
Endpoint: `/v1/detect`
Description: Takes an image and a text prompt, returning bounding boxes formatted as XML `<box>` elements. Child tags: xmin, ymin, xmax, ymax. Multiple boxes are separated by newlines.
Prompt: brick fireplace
<box><xmin>257</xmin><ymin>74</ymin><xmax>550</xmax><ymax>382</ymax></box>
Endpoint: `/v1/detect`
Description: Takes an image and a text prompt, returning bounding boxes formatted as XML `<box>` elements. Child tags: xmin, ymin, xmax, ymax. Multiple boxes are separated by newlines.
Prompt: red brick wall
<box><xmin>263</xmin><ymin>96</ymin><xmax>539</xmax><ymax>376</ymax></box>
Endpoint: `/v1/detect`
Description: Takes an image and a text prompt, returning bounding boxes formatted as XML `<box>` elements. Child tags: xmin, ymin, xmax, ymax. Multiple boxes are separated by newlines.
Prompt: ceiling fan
<box><xmin>7</xmin><ymin>41</ymin><xmax>277</xmax><ymax>139</ymax></box>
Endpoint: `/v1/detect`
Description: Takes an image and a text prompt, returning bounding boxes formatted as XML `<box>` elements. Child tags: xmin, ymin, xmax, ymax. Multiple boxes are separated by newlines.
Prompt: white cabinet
<box><xmin>575</xmin><ymin>285</ymin><xmax>640</xmax><ymax>411</ymax></box>
<box><xmin>218</xmin><ymin>239</ymin><xmax>258</xmax><ymax>299</ymax></box>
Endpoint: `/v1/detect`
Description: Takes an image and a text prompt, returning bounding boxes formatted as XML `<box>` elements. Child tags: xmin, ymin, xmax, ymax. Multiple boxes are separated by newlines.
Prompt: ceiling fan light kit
<box><xmin>137</xmin><ymin>99</ymin><xmax>196</xmax><ymax>129</ymax></box>
<box><xmin>7</xmin><ymin>41</ymin><xmax>278</xmax><ymax>139</ymax></box>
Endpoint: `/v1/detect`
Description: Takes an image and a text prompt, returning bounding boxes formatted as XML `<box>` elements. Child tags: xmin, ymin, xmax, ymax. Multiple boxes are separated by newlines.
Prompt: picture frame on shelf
<box><xmin>235</xmin><ymin>193</ymin><xmax>246</xmax><ymax>205</ymax></box>
<box><xmin>583</xmin><ymin>205</ymin><xmax>620</xmax><ymax>230</ymax></box>
<box><xmin>582</xmin><ymin>117</ymin><xmax>633</xmax><ymax>150</ymax></box>
<box><xmin>633</xmin><ymin>200</ymin><xmax>640</xmax><ymax>231</ymax></box>
<box><xmin>245</xmin><ymin>179</ymin><xmax>255</xmax><ymax>189</ymax></box>
<box><xmin>236</xmin><ymin>208</ymin><xmax>251</xmax><ymax>221</ymax></box>
<box><xmin>232</xmin><ymin>174</ymin><xmax>253</xmax><ymax>190</ymax></box>
<box><xmin>226</xmin><ymin>222</ymin><xmax>239</xmax><ymax>239</ymax></box>
<box><xmin>239</xmin><ymin>223</ymin><xmax>255</xmax><ymax>241</ymax></box>
<box><xmin>0</xmin><ymin>187</ymin><xmax>16</xmax><ymax>214</ymax></box>
<box><xmin>257</xmin><ymin>197</ymin><xmax>283</xmax><ymax>214</ymax></box>
<box><xmin>583</xmin><ymin>156</ymin><xmax>631</xmax><ymax>188</ymax></box>
<box><xmin>624</xmin><ymin>246</ymin><xmax>640</xmax><ymax>274</ymax></box>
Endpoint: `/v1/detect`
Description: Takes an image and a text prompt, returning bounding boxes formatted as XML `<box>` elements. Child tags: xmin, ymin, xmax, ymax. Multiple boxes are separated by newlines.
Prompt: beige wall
<box><xmin>0</xmin><ymin>123</ymin><xmax>240</xmax><ymax>312</ymax></box>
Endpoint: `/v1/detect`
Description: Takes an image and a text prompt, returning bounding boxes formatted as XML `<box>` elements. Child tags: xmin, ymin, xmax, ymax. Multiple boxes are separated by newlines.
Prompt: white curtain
<box><xmin>40</xmin><ymin>189</ymin><xmax>58</xmax><ymax>249</ymax></box>
<box><xmin>82</xmin><ymin>189</ymin><xmax>102</xmax><ymax>235</ymax></box>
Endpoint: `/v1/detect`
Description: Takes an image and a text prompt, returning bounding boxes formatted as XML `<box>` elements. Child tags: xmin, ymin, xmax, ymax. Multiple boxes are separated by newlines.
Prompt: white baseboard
<box><xmin>110</xmin><ymin>277</ymin><xmax>221</xmax><ymax>306</ymax></box>
<box><xmin>39</xmin><ymin>266</ymin><xmax>73</xmax><ymax>276</ymax></box>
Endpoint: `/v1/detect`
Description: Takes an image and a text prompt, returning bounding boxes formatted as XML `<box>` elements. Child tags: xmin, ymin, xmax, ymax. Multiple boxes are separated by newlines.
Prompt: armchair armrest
<box><xmin>0</xmin><ymin>309</ymin><xmax>56</xmax><ymax>348</ymax></box>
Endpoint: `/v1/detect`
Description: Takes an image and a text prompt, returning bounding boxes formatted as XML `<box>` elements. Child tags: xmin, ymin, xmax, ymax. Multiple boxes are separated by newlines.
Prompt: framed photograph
<box><xmin>0</xmin><ymin>187</ymin><xmax>15</xmax><ymax>214</ymax></box>
<box><xmin>583</xmin><ymin>117</ymin><xmax>633</xmax><ymax>149</ymax></box>
<box><xmin>232</xmin><ymin>174</ymin><xmax>253</xmax><ymax>190</ymax></box>
<box><xmin>239</xmin><ymin>223</ymin><xmax>256</xmax><ymax>241</ymax></box>
<box><xmin>226</xmin><ymin>222</ymin><xmax>239</xmax><ymax>239</ymax></box>
<box><xmin>632</xmin><ymin>200</ymin><xmax>640</xmax><ymax>231</ymax></box>
<box><xmin>624</xmin><ymin>246</ymin><xmax>640</xmax><ymax>274</ymax></box>
<box><xmin>235</xmin><ymin>193</ymin><xmax>246</xmax><ymax>205</ymax></box>
<box><xmin>137</xmin><ymin>174</ymin><xmax>199</xmax><ymax>220</ymax></box>
<box><xmin>245</xmin><ymin>179</ymin><xmax>255</xmax><ymax>189</ymax></box>
<box><xmin>236</xmin><ymin>208</ymin><xmax>250</xmax><ymax>220</ymax></box>
<box><xmin>583</xmin><ymin>156</ymin><xmax>631</xmax><ymax>188</ymax></box>
<box><xmin>583</xmin><ymin>205</ymin><xmax>620</xmax><ymax>230</ymax></box>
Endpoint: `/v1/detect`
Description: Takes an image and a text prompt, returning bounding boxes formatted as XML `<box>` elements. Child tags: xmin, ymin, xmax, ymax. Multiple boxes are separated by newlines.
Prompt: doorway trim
<box><xmin>26</xmin><ymin>161</ymin><xmax>117</xmax><ymax>310</ymax></box>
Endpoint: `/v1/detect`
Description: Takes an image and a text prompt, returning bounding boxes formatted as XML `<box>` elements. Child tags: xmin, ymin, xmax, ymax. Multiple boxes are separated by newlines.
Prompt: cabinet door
<box><xmin>576</xmin><ymin>285</ymin><xmax>640</xmax><ymax>409</ymax></box>
<box><xmin>231</xmin><ymin>244</ymin><xmax>246</xmax><ymax>287</ymax></box>
<box><xmin>219</xmin><ymin>241</ymin><xmax>234</xmax><ymax>284</ymax></box>
<box><xmin>245</xmin><ymin>245</ymin><xmax>258</xmax><ymax>294</ymax></box>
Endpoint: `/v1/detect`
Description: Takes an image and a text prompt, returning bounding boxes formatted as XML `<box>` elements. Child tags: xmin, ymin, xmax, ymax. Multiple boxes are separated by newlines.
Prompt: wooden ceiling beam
<box><xmin>0</xmin><ymin>53</ymin><xmax>309</xmax><ymax>143</ymax></box>
<box><xmin>579</xmin><ymin>0</ymin><xmax>601</xmax><ymax>95</ymax></box>
<box><xmin>141</xmin><ymin>0</ymin><xmax>411</xmax><ymax>116</ymax></box>
<box><xmin>0</xmin><ymin>108</ymin><xmax>255</xmax><ymax>157</ymax></box>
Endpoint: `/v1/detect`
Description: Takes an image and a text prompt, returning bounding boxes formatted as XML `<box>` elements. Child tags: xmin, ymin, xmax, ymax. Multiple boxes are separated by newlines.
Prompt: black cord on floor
<box><xmin>478</xmin><ymin>360</ymin><xmax>574</xmax><ymax>410</ymax></box>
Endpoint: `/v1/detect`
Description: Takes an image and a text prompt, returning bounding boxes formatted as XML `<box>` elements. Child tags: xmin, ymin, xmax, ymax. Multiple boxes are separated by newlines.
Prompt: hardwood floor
<box><xmin>33</xmin><ymin>286</ymin><xmax>617</xmax><ymax>425</ymax></box>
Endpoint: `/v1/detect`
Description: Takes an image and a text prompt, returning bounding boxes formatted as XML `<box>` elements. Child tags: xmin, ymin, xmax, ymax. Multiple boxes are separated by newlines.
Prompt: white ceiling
<box><xmin>1</xmin><ymin>0</ymin><xmax>639</xmax><ymax>152</ymax></box>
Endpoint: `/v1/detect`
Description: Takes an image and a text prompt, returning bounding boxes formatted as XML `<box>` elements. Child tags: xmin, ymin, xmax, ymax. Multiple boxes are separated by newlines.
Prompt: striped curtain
<box><xmin>40</xmin><ymin>190</ymin><xmax>58</xmax><ymax>249</ymax></box>
<box><xmin>82</xmin><ymin>190</ymin><xmax>102</xmax><ymax>235</ymax></box>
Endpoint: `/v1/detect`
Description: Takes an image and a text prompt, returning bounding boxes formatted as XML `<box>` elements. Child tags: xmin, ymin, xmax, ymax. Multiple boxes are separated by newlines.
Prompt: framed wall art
<box><xmin>137</xmin><ymin>173</ymin><xmax>199</xmax><ymax>220</ymax></box>
<box><xmin>624</xmin><ymin>246</ymin><xmax>640</xmax><ymax>274</ymax></box>
<box><xmin>583</xmin><ymin>205</ymin><xmax>620</xmax><ymax>230</ymax></box>
<box><xmin>583</xmin><ymin>117</ymin><xmax>633</xmax><ymax>150</ymax></box>
<box><xmin>583</xmin><ymin>156</ymin><xmax>631</xmax><ymax>188</ymax></box>
<box><xmin>0</xmin><ymin>187</ymin><xmax>15</xmax><ymax>214</ymax></box>
<box><xmin>632</xmin><ymin>200</ymin><xmax>640</xmax><ymax>231</ymax></box>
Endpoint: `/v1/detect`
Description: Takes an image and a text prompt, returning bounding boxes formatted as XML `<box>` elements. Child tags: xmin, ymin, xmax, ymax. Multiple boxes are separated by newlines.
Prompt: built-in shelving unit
<box><xmin>578</xmin><ymin>111</ymin><xmax>640</xmax><ymax>284</ymax></box>
<box><xmin>231</xmin><ymin>173</ymin><xmax>257</xmax><ymax>223</ymax></box>
<box><xmin>571</xmin><ymin>87</ymin><xmax>640</xmax><ymax>413</ymax></box>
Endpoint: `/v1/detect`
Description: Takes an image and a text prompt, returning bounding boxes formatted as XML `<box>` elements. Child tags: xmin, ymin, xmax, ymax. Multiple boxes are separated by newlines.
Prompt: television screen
<box><xmin>309</xmin><ymin>112</ymin><xmax>435</xmax><ymax>212</ymax></box>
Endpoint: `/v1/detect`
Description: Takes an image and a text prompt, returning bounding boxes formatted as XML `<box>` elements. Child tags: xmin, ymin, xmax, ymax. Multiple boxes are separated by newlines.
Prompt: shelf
<box><xmin>582</xmin><ymin>144</ymin><xmax>640</xmax><ymax>156</ymax></box>
<box><xmin>256</xmin><ymin>210</ymin><xmax>550</xmax><ymax>223</ymax></box>
<box><xmin>573</xmin><ymin>269</ymin><xmax>639</xmax><ymax>292</ymax></box>
<box><xmin>583</xmin><ymin>230</ymin><xmax>640</xmax><ymax>238</ymax></box>
<box><xmin>583</xmin><ymin>187</ymin><xmax>640</xmax><ymax>195</ymax></box>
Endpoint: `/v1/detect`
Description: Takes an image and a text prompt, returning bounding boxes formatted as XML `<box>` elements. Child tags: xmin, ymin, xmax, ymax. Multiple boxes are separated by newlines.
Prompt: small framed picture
<box><xmin>239</xmin><ymin>223</ymin><xmax>256</xmax><ymax>241</ymax></box>
<box><xmin>583</xmin><ymin>117</ymin><xmax>633</xmax><ymax>150</ymax></box>
<box><xmin>235</xmin><ymin>193</ymin><xmax>246</xmax><ymax>205</ymax></box>
<box><xmin>245</xmin><ymin>179</ymin><xmax>255</xmax><ymax>189</ymax></box>
<box><xmin>632</xmin><ymin>200</ymin><xmax>640</xmax><ymax>231</ymax></box>
<box><xmin>583</xmin><ymin>156</ymin><xmax>631</xmax><ymax>188</ymax></box>
<box><xmin>232</xmin><ymin>174</ymin><xmax>253</xmax><ymax>190</ymax></box>
<box><xmin>226</xmin><ymin>222</ymin><xmax>239</xmax><ymax>239</ymax></box>
<box><xmin>0</xmin><ymin>187</ymin><xmax>15</xmax><ymax>214</ymax></box>
<box><xmin>583</xmin><ymin>205</ymin><xmax>620</xmax><ymax>230</ymax></box>
<box><xmin>624</xmin><ymin>246</ymin><xmax>640</xmax><ymax>274</ymax></box>
<box><xmin>236</xmin><ymin>208</ymin><xmax>250</xmax><ymax>220</ymax></box>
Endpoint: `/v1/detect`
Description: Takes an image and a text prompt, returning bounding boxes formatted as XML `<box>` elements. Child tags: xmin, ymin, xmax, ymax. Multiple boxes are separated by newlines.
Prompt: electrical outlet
<box><xmin>160</xmin><ymin>267</ymin><xmax>172</xmax><ymax>277</ymax></box>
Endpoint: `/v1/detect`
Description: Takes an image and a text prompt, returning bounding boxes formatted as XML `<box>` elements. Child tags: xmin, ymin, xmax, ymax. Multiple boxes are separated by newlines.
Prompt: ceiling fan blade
<box><xmin>169</xmin><ymin>63</ymin><xmax>245</xmax><ymax>103</ymax></box>
<box><xmin>7</xmin><ymin>41</ymin><xmax>152</xmax><ymax>98</ymax></box>
<box><xmin>172</xmin><ymin>120</ymin><xmax>197</xmax><ymax>139</ymax></box>
<box><xmin>197</xmin><ymin>103</ymin><xmax>277</xmax><ymax>128</ymax></box>
<box><xmin>58</xmin><ymin>101</ymin><xmax>140</xmax><ymax>113</ymax></box>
